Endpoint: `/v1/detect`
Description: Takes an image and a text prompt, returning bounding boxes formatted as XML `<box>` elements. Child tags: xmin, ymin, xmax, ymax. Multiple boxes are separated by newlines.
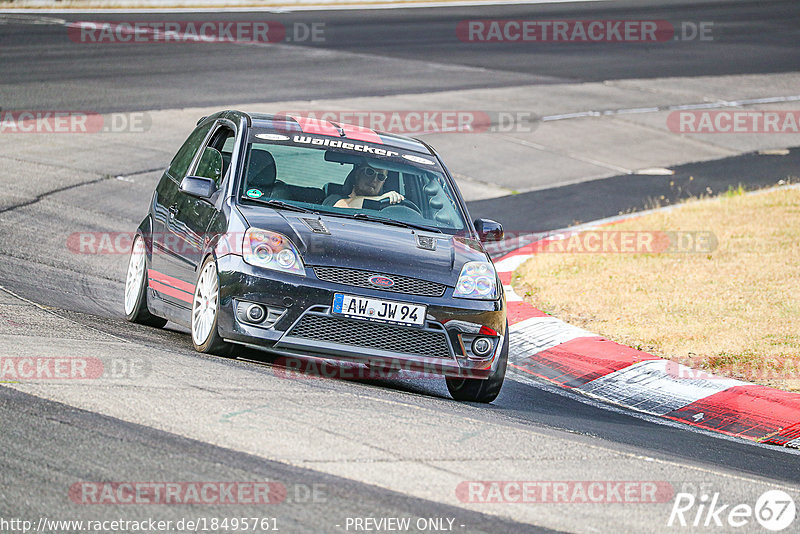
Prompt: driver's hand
<box><xmin>380</xmin><ymin>191</ymin><xmax>404</xmax><ymax>204</ymax></box>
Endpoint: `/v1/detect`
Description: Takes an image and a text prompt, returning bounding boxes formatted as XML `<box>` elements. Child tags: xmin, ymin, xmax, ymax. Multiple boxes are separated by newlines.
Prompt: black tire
<box><xmin>446</xmin><ymin>323</ymin><xmax>509</xmax><ymax>403</ymax></box>
<box><xmin>191</xmin><ymin>255</ymin><xmax>232</xmax><ymax>356</ymax></box>
<box><xmin>124</xmin><ymin>234</ymin><xmax>168</xmax><ymax>328</ymax></box>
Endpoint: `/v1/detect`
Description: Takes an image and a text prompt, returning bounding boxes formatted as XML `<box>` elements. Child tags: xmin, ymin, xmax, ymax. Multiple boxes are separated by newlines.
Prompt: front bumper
<box><xmin>215</xmin><ymin>255</ymin><xmax>506</xmax><ymax>378</ymax></box>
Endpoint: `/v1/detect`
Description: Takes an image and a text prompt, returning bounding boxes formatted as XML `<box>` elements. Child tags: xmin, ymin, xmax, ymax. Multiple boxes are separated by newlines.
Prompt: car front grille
<box><xmin>313</xmin><ymin>266</ymin><xmax>446</xmax><ymax>297</ymax></box>
<box><xmin>284</xmin><ymin>313</ymin><xmax>452</xmax><ymax>359</ymax></box>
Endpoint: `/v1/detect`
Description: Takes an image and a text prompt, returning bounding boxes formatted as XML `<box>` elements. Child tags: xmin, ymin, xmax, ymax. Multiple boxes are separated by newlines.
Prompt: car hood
<box><xmin>235</xmin><ymin>205</ymin><xmax>489</xmax><ymax>286</ymax></box>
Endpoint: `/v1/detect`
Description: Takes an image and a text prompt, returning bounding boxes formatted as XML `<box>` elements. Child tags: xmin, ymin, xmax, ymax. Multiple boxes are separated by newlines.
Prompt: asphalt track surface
<box><xmin>469</xmin><ymin>147</ymin><xmax>800</xmax><ymax>233</ymax></box>
<box><xmin>1</xmin><ymin>1</ymin><xmax>800</xmax><ymax>532</ymax></box>
<box><xmin>0</xmin><ymin>0</ymin><xmax>798</xmax><ymax>112</ymax></box>
<box><xmin>1</xmin><ymin>387</ymin><xmax>546</xmax><ymax>534</ymax></box>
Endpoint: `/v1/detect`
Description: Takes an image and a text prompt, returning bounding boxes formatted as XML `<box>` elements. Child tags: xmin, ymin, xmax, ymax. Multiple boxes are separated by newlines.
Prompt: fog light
<box><xmin>236</xmin><ymin>301</ymin><xmax>286</xmax><ymax>328</ymax></box>
<box><xmin>471</xmin><ymin>337</ymin><xmax>492</xmax><ymax>357</ymax></box>
<box><xmin>246</xmin><ymin>304</ymin><xmax>266</xmax><ymax>323</ymax></box>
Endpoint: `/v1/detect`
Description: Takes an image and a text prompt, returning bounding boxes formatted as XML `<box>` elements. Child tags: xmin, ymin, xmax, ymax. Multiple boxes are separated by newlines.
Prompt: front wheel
<box><xmin>124</xmin><ymin>234</ymin><xmax>167</xmax><ymax>328</ymax></box>
<box><xmin>446</xmin><ymin>323</ymin><xmax>508</xmax><ymax>403</ymax></box>
<box><xmin>191</xmin><ymin>256</ymin><xmax>231</xmax><ymax>355</ymax></box>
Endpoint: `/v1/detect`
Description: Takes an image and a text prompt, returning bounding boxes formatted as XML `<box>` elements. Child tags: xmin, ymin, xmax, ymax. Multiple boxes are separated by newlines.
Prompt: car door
<box><xmin>149</xmin><ymin>121</ymin><xmax>214</xmax><ymax>309</ymax></box>
<box><xmin>166</xmin><ymin>121</ymin><xmax>238</xmax><ymax>298</ymax></box>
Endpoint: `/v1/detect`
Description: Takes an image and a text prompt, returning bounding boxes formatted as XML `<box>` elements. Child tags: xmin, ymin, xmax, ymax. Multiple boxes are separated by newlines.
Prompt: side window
<box><xmin>217</xmin><ymin>130</ymin><xmax>237</xmax><ymax>182</ymax></box>
<box><xmin>194</xmin><ymin>125</ymin><xmax>236</xmax><ymax>185</ymax></box>
<box><xmin>195</xmin><ymin>148</ymin><xmax>224</xmax><ymax>184</ymax></box>
<box><xmin>167</xmin><ymin>122</ymin><xmax>213</xmax><ymax>181</ymax></box>
<box><xmin>222</xmin><ymin>135</ymin><xmax>236</xmax><ymax>161</ymax></box>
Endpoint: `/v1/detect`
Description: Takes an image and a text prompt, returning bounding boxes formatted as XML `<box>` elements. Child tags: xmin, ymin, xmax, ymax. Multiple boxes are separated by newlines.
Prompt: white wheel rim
<box><xmin>124</xmin><ymin>236</ymin><xmax>146</xmax><ymax>316</ymax></box>
<box><xmin>192</xmin><ymin>261</ymin><xmax>219</xmax><ymax>345</ymax></box>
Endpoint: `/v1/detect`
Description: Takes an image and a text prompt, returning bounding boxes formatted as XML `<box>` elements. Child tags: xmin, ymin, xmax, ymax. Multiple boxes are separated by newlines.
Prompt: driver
<box><xmin>334</xmin><ymin>164</ymin><xmax>404</xmax><ymax>209</ymax></box>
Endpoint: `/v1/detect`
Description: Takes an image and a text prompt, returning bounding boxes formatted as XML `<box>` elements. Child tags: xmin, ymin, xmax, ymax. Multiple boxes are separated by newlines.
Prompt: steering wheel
<box><xmin>379</xmin><ymin>197</ymin><xmax>422</xmax><ymax>214</ymax></box>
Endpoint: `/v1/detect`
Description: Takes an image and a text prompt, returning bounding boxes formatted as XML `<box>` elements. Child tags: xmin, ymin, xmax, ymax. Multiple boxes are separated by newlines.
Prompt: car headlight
<box><xmin>243</xmin><ymin>228</ymin><xmax>305</xmax><ymax>276</ymax></box>
<box><xmin>453</xmin><ymin>261</ymin><xmax>497</xmax><ymax>300</ymax></box>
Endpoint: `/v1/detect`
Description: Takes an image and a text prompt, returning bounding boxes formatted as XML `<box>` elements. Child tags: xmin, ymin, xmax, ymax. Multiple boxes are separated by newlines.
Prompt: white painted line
<box><xmin>503</xmin><ymin>286</ymin><xmax>522</xmax><ymax>302</ymax></box>
<box><xmin>0</xmin><ymin>14</ymin><xmax>67</xmax><ymax>24</ymax></box>
<box><xmin>502</xmin><ymin>285</ymin><xmax>522</xmax><ymax>302</ymax></box>
<box><xmin>614</xmin><ymin>106</ymin><xmax>660</xmax><ymax>115</ymax></box>
<box><xmin>577</xmin><ymin>360</ymin><xmax>747</xmax><ymax>416</ymax></box>
<box><xmin>509</xmin><ymin>316</ymin><xmax>597</xmax><ymax>356</ymax></box>
<box><xmin>0</xmin><ymin>0</ymin><xmax>610</xmax><ymax>14</ymax></box>
<box><xmin>635</xmin><ymin>167</ymin><xmax>674</xmax><ymax>176</ymax></box>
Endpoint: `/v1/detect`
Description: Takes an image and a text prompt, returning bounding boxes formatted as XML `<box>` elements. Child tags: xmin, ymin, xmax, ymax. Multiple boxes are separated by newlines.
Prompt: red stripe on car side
<box><xmin>147</xmin><ymin>269</ymin><xmax>195</xmax><ymax>294</ymax></box>
<box><xmin>148</xmin><ymin>279</ymin><xmax>194</xmax><ymax>304</ymax></box>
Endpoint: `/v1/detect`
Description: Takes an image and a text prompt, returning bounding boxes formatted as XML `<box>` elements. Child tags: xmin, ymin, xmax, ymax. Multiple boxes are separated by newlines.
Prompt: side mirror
<box><xmin>474</xmin><ymin>218</ymin><xmax>503</xmax><ymax>242</ymax></box>
<box><xmin>195</xmin><ymin>146</ymin><xmax>223</xmax><ymax>184</ymax></box>
<box><xmin>180</xmin><ymin>175</ymin><xmax>217</xmax><ymax>200</ymax></box>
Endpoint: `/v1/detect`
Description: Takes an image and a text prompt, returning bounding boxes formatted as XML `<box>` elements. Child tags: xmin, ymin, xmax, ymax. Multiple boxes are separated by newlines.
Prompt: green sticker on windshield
<box><xmin>246</xmin><ymin>188</ymin><xmax>263</xmax><ymax>199</ymax></box>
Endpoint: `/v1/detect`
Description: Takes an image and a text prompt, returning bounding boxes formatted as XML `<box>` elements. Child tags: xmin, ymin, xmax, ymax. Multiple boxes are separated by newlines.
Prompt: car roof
<box><xmin>245</xmin><ymin>112</ymin><xmax>435</xmax><ymax>156</ymax></box>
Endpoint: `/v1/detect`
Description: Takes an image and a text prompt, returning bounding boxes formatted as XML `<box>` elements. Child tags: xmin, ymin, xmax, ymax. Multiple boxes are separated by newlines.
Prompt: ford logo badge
<box><xmin>369</xmin><ymin>275</ymin><xmax>395</xmax><ymax>288</ymax></box>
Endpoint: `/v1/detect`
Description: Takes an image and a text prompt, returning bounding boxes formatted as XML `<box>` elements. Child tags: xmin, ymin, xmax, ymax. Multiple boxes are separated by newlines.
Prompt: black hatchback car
<box><xmin>124</xmin><ymin>111</ymin><xmax>508</xmax><ymax>402</ymax></box>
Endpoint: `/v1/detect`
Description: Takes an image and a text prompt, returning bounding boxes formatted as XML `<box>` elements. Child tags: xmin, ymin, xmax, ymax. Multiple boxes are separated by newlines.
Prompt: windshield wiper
<box><xmin>245</xmin><ymin>199</ymin><xmax>444</xmax><ymax>233</ymax></box>
<box><xmin>350</xmin><ymin>212</ymin><xmax>443</xmax><ymax>233</ymax></box>
<box><xmin>245</xmin><ymin>198</ymin><xmax>317</xmax><ymax>214</ymax></box>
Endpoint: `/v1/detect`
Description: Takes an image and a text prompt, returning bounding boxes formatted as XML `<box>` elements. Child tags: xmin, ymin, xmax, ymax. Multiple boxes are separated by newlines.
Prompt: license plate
<box><xmin>332</xmin><ymin>293</ymin><xmax>426</xmax><ymax>327</ymax></box>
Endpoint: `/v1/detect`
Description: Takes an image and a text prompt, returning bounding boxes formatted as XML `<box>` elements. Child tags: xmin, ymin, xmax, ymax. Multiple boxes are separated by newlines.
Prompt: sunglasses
<box><xmin>361</xmin><ymin>167</ymin><xmax>388</xmax><ymax>181</ymax></box>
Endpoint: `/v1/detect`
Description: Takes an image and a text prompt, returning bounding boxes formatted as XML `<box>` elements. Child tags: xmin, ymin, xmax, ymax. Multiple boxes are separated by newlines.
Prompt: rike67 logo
<box><xmin>668</xmin><ymin>489</ymin><xmax>796</xmax><ymax>531</ymax></box>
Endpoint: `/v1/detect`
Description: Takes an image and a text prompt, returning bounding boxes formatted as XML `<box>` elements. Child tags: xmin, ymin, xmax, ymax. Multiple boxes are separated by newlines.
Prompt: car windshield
<box><xmin>238</xmin><ymin>130</ymin><xmax>467</xmax><ymax>233</ymax></box>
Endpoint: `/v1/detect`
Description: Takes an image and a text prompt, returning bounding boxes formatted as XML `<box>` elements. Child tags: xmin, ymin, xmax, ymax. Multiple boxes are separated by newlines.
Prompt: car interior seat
<box><xmin>246</xmin><ymin>149</ymin><xmax>289</xmax><ymax>199</ymax></box>
<box><xmin>322</xmin><ymin>167</ymin><xmax>359</xmax><ymax>206</ymax></box>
